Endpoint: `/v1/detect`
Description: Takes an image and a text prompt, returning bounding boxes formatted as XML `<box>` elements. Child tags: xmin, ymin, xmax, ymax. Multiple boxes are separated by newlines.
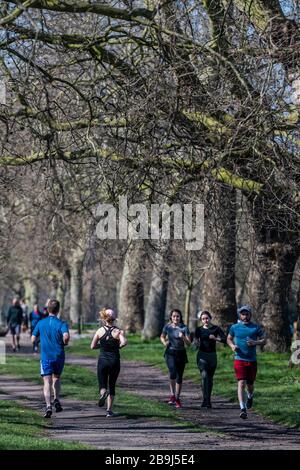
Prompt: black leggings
<box><xmin>97</xmin><ymin>355</ymin><xmax>120</xmax><ymax>396</ymax></box>
<box><xmin>197</xmin><ymin>351</ymin><xmax>217</xmax><ymax>403</ymax></box>
<box><xmin>165</xmin><ymin>351</ymin><xmax>187</xmax><ymax>384</ymax></box>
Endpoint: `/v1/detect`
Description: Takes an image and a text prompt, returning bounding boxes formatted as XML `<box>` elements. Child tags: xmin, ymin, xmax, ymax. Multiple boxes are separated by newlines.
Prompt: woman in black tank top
<box><xmin>91</xmin><ymin>308</ymin><xmax>127</xmax><ymax>417</ymax></box>
<box><xmin>194</xmin><ymin>310</ymin><xmax>227</xmax><ymax>408</ymax></box>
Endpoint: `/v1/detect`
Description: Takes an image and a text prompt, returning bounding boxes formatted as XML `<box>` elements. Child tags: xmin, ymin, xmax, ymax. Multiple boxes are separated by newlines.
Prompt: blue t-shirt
<box><xmin>32</xmin><ymin>315</ymin><xmax>69</xmax><ymax>361</ymax></box>
<box><xmin>162</xmin><ymin>323</ymin><xmax>190</xmax><ymax>350</ymax></box>
<box><xmin>229</xmin><ymin>321</ymin><xmax>264</xmax><ymax>361</ymax></box>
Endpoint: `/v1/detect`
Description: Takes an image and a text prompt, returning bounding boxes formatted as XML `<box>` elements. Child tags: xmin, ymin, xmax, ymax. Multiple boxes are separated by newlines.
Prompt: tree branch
<box><xmin>2</xmin><ymin>0</ymin><xmax>156</xmax><ymax>21</ymax></box>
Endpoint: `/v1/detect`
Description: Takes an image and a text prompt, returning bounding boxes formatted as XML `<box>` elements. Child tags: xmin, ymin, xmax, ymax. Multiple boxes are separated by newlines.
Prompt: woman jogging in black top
<box><xmin>91</xmin><ymin>308</ymin><xmax>127</xmax><ymax>417</ymax></box>
<box><xmin>160</xmin><ymin>309</ymin><xmax>191</xmax><ymax>409</ymax></box>
<box><xmin>194</xmin><ymin>310</ymin><xmax>227</xmax><ymax>408</ymax></box>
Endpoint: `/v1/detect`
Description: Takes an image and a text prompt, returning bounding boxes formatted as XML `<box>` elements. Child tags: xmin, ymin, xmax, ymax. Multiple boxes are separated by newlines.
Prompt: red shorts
<box><xmin>234</xmin><ymin>360</ymin><xmax>257</xmax><ymax>383</ymax></box>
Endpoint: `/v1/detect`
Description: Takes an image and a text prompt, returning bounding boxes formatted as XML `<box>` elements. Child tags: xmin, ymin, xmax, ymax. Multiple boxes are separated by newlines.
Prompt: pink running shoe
<box><xmin>175</xmin><ymin>398</ymin><xmax>182</xmax><ymax>409</ymax></box>
<box><xmin>168</xmin><ymin>395</ymin><xmax>176</xmax><ymax>405</ymax></box>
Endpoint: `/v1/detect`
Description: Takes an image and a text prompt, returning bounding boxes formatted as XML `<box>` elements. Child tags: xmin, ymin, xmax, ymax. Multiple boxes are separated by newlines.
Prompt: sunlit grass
<box><xmin>0</xmin><ymin>400</ymin><xmax>91</xmax><ymax>450</ymax></box>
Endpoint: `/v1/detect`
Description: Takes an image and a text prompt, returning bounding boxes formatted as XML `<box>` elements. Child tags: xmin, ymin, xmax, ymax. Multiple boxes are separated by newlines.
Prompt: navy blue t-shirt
<box><xmin>30</xmin><ymin>311</ymin><xmax>42</xmax><ymax>330</ymax></box>
<box><xmin>32</xmin><ymin>315</ymin><xmax>69</xmax><ymax>361</ymax></box>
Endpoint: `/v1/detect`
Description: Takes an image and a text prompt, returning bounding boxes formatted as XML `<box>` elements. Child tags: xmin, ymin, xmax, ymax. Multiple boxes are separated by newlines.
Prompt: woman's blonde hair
<box><xmin>99</xmin><ymin>307</ymin><xmax>116</xmax><ymax>323</ymax></box>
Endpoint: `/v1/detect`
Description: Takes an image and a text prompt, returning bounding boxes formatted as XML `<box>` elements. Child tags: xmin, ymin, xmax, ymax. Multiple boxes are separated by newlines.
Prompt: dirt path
<box><xmin>68</xmin><ymin>355</ymin><xmax>300</xmax><ymax>449</ymax></box>
<box><xmin>1</xmin><ymin>334</ymin><xmax>300</xmax><ymax>449</ymax></box>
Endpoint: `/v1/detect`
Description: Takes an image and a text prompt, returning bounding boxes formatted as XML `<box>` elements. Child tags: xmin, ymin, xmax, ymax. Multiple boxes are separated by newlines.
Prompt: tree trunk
<box><xmin>56</xmin><ymin>275</ymin><xmax>66</xmax><ymax>319</ymax></box>
<box><xmin>142</xmin><ymin>242</ymin><xmax>170</xmax><ymax>339</ymax></box>
<box><xmin>85</xmin><ymin>269</ymin><xmax>97</xmax><ymax>322</ymax></box>
<box><xmin>49</xmin><ymin>273</ymin><xmax>58</xmax><ymax>299</ymax></box>
<box><xmin>62</xmin><ymin>269</ymin><xmax>71</xmax><ymax>321</ymax></box>
<box><xmin>70</xmin><ymin>246</ymin><xmax>85</xmax><ymax>332</ymax></box>
<box><xmin>48</xmin><ymin>270</ymin><xmax>67</xmax><ymax>319</ymax></box>
<box><xmin>184</xmin><ymin>258</ymin><xmax>193</xmax><ymax>328</ymax></box>
<box><xmin>118</xmin><ymin>240</ymin><xmax>145</xmax><ymax>333</ymax></box>
<box><xmin>201</xmin><ymin>186</ymin><xmax>237</xmax><ymax>329</ymax></box>
<box><xmin>248</xmin><ymin>242</ymin><xmax>299</xmax><ymax>352</ymax></box>
<box><xmin>23</xmin><ymin>278</ymin><xmax>38</xmax><ymax>313</ymax></box>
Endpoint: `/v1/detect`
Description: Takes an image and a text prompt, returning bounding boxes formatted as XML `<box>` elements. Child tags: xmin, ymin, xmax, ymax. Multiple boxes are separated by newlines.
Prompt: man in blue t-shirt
<box><xmin>227</xmin><ymin>305</ymin><xmax>266</xmax><ymax>420</ymax></box>
<box><xmin>32</xmin><ymin>299</ymin><xmax>69</xmax><ymax>418</ymax></box>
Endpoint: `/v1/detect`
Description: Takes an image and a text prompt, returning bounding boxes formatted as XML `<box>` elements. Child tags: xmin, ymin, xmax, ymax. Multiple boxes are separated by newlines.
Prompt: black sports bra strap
<box><xmin>102</xmin><ymin>325</ymin><xmax>116</xmax><ymax>338</ymax></box>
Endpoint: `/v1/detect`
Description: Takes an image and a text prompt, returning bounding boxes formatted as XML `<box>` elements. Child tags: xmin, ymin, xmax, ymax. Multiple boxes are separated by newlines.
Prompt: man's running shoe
<box><xmin>246</xmin><ymin>397</ymin><xmax>253</xmax><ymax>409</ymax></box>
<box><xmin>44</xmin><ymin>406</ymin><xmax>52</xmax><ymax>418</ymax></box>
<box><xmin>98</xmin><ymin>391</ymin><xmax>109</xmax><ymax>407</ymax></box>
<box><xmin>53</xmin><ymin>399</ymin><xmax>63</xmax><ymax>412</ymax></box>
<box><xmin>106</xmin><ymin>410</ymin><xmax>115</xmax><ymax>418</ymax></box>
<box><xmin>175</xmin><ymin>398</ymin><xmax>182</xmax><ymax>409</ymax></box>
<box><xmin>239</xmin><ymin>408</ymin><xmax>248</xmax><ymax>419</ymax></box>
<box><xmin>168</xmin><ymin>395</ymin><xmax>176</xmax><ymax>405</ymax></box>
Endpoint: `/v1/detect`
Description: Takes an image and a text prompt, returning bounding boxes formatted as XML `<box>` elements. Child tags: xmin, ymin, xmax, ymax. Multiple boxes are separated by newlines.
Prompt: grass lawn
<box><xmin>0</xmin><ymin>399</ymin><xmax>91</xmax><ymax>450</ymax></box>
<box><xmin>69</xmin><ymin>334</ymin><xmax>300</xmax><ymax>428</ymax></box>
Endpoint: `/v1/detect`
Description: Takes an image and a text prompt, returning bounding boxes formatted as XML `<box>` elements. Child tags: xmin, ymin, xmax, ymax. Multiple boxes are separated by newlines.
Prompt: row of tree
<box><xmin>0</xmin><ymin>1</ymin><xmax>300</xmax><ymax>351</ymax></box>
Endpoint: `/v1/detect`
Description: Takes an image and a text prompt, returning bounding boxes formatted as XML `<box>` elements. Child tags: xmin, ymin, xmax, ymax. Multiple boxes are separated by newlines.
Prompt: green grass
<box><xmin>70</xmin><ymin>334</ymin><xmax>300</xmax><ymax>428</ymax></box>
<box><xmin>0</xmin><ymin>399</ymin><xmax>91</xmax><ymax>450</ymax></box>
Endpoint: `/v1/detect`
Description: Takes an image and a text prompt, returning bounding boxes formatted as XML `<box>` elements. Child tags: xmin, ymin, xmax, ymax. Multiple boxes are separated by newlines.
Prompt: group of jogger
<box><xmin>7</xmin><ymin>298</ymin><xmax>266</xmax><ymax>421</ymax></box>
<box><xmin>161</xmin><ymin>306</ymin><xmax>266</xmax><ymax>420</ymax></box>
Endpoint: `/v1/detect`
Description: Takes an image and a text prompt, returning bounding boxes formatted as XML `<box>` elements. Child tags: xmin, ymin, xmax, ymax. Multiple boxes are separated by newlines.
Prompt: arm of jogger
<box><xmin>118</xmin><ymin>330</ymin><xmax>127</xmax><ymax>348</ymax></box>
<box><xmin>227</xmin><ymin>334</ymin><xmax>238</xmax><ymax>352</ymax></box>
<box><xmin>7</xmin><ymin>308</ymin><xmax>11</xmax><ymax>325</ymax></box>
<box><xmin>160</xmin><ymin>332</ymin><xmax>169</xmax><ymax>347</ymax></box>
<box><xmin>31</xmin><ymin>322</ymin><xmax>40</xmax><ymax>343</ymax></box>
<box><xmin>247</xmin><ymin>336</ymin><xmax>267</xmax><ymax>347</ymax></box>
<box><xmin>63</xmin><ymin>332</ymin><xmax>70</xmax><ymax>345</ymax></box>
<box><xmin>90</xmin><ymin>331</ymin><xmax>101</xmax><ymax>349</ymax></box>
<box><xmin>179</xmin><ymin>330</ymin><xmax>191</xmax><ymax>346</ymax></box>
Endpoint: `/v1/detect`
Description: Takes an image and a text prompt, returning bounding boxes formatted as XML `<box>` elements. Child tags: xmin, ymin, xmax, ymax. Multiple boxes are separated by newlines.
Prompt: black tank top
<box><xmin>99</xmin><ymin>326</ymin><xmax>120</xmax><ymax>356</ymax></box>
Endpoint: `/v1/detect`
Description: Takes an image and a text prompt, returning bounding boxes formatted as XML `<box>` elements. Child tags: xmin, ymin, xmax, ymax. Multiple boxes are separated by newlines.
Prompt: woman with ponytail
<box><xmin>91</xmin><ymin>308</ymin><xmax>127</xmax><ymax>417</ymax></box>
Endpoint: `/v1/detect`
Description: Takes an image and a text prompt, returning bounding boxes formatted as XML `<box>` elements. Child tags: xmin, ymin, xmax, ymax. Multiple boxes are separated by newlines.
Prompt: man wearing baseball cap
<box><xmin>227</xmin><ymin>305</ymin><xmax>266</xmax><ymax>419</ymax></box>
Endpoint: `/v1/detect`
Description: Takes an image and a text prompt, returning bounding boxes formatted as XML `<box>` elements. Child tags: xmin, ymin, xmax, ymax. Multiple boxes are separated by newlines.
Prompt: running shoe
<box><xmin>98</xmin><ymin>391</ymin><xmax>109</xmax><ymax>407</ymax></box>
<box><xmin>201</xmin><ymin>401</ymin><xmax>212</xmax><ymax>408</ymax></box>
<box><xmin>239</xmin><ymin>408</ymin><xmax>248</xmax><ymax>419</ymax></box>
<box><xmin>53</xmin><ymin>399</ymin><xmax>63</xmax><ymax>412</ymax></box>
<box><xmin>175</xmin><ymin>398</ymin><xmax>182</xmax><ymax>409</ymax></box>
<box><xmin>106</xmin><ymin>410</ymin><xmax>115</xmax><ymax>418</ymax></box>
<box><xmin>246</xmin><ymin>397</ymin><xmax>253</xmax><ymax>409</ymax></box>
<box><xmin>12</xmin><ymin>347</ymin><xmax>16</xmax><ymax>353</ymax></box>
<box><xmin>44</xmin><ymin>406</ymin><xmax>52</xmax><ymax>418</ymax></box>
<box><xmin>168</xmin><ymin>395</ymin><xmax>176</xmax><ymax>405</ymax></box>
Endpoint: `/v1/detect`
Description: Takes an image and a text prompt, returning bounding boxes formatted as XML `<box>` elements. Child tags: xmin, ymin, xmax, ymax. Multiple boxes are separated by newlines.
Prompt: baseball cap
<box><xmin>237</xmin><ymin>305</ymin><xmax>252</xmax><ymax>315</ymax></box>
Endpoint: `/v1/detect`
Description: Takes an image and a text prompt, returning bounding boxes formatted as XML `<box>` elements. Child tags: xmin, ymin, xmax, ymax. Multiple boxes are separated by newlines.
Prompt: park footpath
<box><xmin>1</xmin><ymin>334</ymin><xmax>300</xmax><ymax>450</ymax></box>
